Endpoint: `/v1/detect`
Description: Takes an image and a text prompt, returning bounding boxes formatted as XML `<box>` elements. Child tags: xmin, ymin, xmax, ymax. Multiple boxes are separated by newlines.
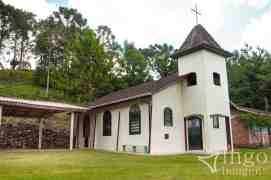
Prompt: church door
<box><xmin>187</xmin><ymin>117</ymin><xmax>203</xmax><ymax>150</ymax></box>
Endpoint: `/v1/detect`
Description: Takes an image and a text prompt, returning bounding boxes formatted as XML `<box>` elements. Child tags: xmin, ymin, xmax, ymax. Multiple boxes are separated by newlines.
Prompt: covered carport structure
<box><xmin>0</xmin><ymin>96</ymin><xmax>88</xmax><ymax>150</ymax></box>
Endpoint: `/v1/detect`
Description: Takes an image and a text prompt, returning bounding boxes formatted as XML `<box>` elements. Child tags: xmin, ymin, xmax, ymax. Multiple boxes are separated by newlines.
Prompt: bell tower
<box><xmin>172</xmin><ymin>24</ymin><xmax>233</xmax><ymax>153</ymax></box>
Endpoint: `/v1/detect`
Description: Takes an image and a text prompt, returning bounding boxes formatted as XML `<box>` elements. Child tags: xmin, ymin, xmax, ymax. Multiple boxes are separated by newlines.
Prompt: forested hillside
<box><xmin>0</xmin><ymin>70</ymin><xmax>73</xmax><ymax>103</ymax></box>
<box><xmin>0</xmin><ymin>0</ymin><xmax>270</xmax><ymax>111</ymax></box>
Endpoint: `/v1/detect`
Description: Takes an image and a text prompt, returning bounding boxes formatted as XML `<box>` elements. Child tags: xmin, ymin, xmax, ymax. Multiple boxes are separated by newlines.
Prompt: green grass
<box><xmin>0</xmin><ymin>69</ymin><xmax>76</xmax><ymax>104</ymax></box>
<box><xmin>0</xmin><ymin>149</ymin><xmax>271</xmax><ymax>180</ymax></box>
<box><xmin>0</xmin><ymin>82</ymin><xmax>73</xmax><ymax>104</ymax></box>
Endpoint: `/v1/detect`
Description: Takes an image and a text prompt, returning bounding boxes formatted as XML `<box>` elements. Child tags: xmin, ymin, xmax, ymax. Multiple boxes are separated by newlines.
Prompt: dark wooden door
<box><xmin>83</xmin><ymin>116</ymin><xmax>90</xmax><ymax>148</ymax></box>
<box><xmin>225</xmin><ymin>117</ymin><xmax>232</xmax><ymax>149</ymax></box>
<box><xmin>188</xmin><ymin>118</ymin><xmax>203</xmax><ymax>150</ymax></box>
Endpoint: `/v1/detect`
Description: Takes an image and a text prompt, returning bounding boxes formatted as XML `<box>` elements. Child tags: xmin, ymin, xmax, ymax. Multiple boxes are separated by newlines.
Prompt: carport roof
<box><xmin>0</xmin><ymin>96</ymin><xmax>88</xmax><ymax>118</ymax></box>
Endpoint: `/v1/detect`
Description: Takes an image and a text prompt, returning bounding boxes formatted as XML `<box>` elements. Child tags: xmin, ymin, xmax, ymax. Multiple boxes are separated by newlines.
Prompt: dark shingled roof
<box><xmin>89</xmin><ymin>73</ymin><xmax>191</xmax><ymax>108</ymax></box>
<box><xmin>172</xmin><ymin>24</ymin><xmax>232</xmax><ymax>58</ymax></box>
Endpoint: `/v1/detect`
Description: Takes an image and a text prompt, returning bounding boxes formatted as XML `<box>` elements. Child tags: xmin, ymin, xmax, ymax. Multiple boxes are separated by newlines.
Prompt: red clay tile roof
<box><xmin>89</xmin><ymin>73</ymin><xmax>191</xmax><ymax>108</ymax></box>
<box><xmin>172</xmin><ymin>24</ymin><xmax>232</xmax><ymax>58</ymax></box>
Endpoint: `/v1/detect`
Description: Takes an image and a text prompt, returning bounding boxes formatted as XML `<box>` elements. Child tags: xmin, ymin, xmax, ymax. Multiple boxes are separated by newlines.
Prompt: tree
<box><xmin>140</xmin><ymin>43</ymin><xmax>177</xmax><ymax>78</ymax></box>
<box><xmin>96</xmin><ymin>25</ymin><xmax>121</xmax><ymax>55</ymax></box>
<box><xmin>0</xmin><ymin>1</ymin><xmax>15</xmax><ymax>67</ymax></box>
<box><xmin>0</xmin><ymin>0</ymin><xmax>13</xmax><ymax>51</ymax></box>
<box><xmin>33</xmin><ymin>7</ymin><xmax>119</xmax><ymax>102</ymax></box>
<box><xmin>64</xmin><ymin>28</ymin><xmax>114</xmax><ymax>102</ymax></box>
<box><xmin>228</xmin><ymin>44</ymin><xmax>271</xmax><ymax>111</ymax></box>
<box><xmin>34</xmin><ymin>7</ymin><xmax>87</xmax><ymax>89</ymax></box>
<box><xmin>9</xmin><ymin>9</ymin><xmax>36</xmax><ymax>70</ymax></box>
<box><xmin>119</xmin><ymin>41</ymin><xmax>151</xmax><ymax>87</ymax></box>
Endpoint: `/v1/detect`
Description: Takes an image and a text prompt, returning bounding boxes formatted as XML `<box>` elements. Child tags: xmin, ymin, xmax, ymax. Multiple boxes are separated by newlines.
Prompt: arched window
<box><xmin>103</xmin><ymin>111</ymin><xmax>112</xmax><ymax>136</ymax></box>
<box><xmin>164</xmin><ymin>107</ymin><xmax>173</xmax><ymax>127</ymax></box>
<box><xmin>213</xmin><ymin>72</ymin><xmax>221</xmax><ymax>86</ymax></box>
<box><xmin>129</xmin><ymin>104</ymin><xmax>141</xmax><ymax>135</ymax></box>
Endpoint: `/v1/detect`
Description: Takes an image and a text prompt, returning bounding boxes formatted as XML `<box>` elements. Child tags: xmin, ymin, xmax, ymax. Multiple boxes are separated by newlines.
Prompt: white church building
<box><xmin>87</xmin><ymin>24</ymin><xmax>233</xmax><ymax>155</ymax></box>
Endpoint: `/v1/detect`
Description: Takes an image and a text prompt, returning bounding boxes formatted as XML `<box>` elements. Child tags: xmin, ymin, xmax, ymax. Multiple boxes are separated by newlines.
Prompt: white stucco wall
<box><xmin>179</xmin><ymin>51</ymin><xmax>207</xmax><ymax>116</ymax></box>
<box><xmin>178</xmin><ymin>50</ymin><xmax>230</xmax><ymax>153</ymax></box>
<box><xmin>179</xmin><ymin>51</ymin><xmax>209</xmax><ymax>152</ymax></box>
<box><xmin>94</xmin><ymin>110</ymin><xmax>119</xmax><ymax>151</ymax></box>
<box><xmin>203</xmin><ymin>51</ymin><xmax>230</xmax><ymax>153</ymax></box>
<box><xmin>94</xmin><ymin>102</ymin><xmax>150</xmax><ymax>152</ymax></box>
<box><xmin>151</xmin><ymin>83</ymin><xmax>185</xmax><ymax>155</ymax></box>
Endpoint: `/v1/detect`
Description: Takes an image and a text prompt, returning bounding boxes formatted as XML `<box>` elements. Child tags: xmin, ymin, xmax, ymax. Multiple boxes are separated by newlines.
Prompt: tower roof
<box><xmin>172</xmin><ymin>24</ymin><xmax>232</xmax><ymax>58</ymax></box>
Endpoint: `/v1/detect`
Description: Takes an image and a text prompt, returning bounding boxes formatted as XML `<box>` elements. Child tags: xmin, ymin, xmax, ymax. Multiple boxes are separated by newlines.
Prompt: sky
<box><xmin>3</xmin><ymin>0</ymin><xmax>271</xmax><ymax>53</ymax></box>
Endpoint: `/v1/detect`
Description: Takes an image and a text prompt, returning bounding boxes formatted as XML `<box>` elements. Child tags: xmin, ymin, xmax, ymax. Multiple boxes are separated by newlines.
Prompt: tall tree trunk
<box><xmin>12</xmin><ymin>36</ymin><xmax>18</xmax><ymax>70</ymax></box>
<box><xmin>19</xmin><ymin>39</ymin><xmax>25</xmax><ymax>70</ymax></box>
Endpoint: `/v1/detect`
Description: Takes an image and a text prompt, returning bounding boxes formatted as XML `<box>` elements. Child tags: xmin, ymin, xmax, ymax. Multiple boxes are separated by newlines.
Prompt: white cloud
<box><xmin>235</xmin><ymin>0</ymin><xmax>269</xmax><ymax>9</ymax></box>
<box><xmin>68</xmin><ymin>0</ymin><xmax>229</xmax><ymax>49</ymax></box>
<box><xmin>241</xmin><ymin>10</ymin><xmax>271</xmax><ymax>50</ymax></box>
<box><xmin>3</xmin><ymin>0</ymin><xmax>55</xmax><ymax>19</ymax></box>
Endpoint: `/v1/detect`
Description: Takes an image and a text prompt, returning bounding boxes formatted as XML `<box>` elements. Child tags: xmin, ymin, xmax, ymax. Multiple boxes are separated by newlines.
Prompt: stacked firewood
<box><xmin>0</xmin><ymin>123</ymin><xmax>69</xmax><ymax>149</ymax></box>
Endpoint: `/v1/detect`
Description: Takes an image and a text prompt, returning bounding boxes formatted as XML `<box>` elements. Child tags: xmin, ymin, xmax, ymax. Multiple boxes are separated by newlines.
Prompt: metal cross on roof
<box><xmin>191</xmin><ymin>4</ymin><xmax>201</xmax><ymax>25</ymax></box>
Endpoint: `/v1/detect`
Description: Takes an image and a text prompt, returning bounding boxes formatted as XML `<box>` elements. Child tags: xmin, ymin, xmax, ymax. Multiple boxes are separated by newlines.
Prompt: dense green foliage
<box><xmin>228</xmin><ymin>45</ymin><xmax>271</xmax><ymax>111</ymax></box>
<box><xmin>140</xmin><ymin>43</ymin><xmax>177</xmax><ymax>78</ymax></box>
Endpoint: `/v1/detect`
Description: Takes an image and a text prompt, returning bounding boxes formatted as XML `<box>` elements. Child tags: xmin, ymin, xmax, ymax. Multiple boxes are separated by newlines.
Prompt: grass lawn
<box><xmin>0</xmin><ymin>149</ymin><xmax>271</xmax><ymax>180</ymax></box>
<box><xmin>0</xmin><ymin>82</ymin><xmax>76</xmax><ymax>104</ymax></box>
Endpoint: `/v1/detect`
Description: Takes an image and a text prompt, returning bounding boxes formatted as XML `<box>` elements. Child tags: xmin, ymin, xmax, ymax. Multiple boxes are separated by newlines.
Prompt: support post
<box><xmin>88</xmin><ymin>112</ymin><xmax>96</xmax><ymax>149</ymax></box>
<box><xmin>70</xmin><ymin>112</ymin><xmax>75</xmax><ymax>151</ymax></box>
<box><xmin>78</xmin><ymin>114</ymin><xmax>84</xmax><ymax>149</ymax></box>
<box><xmin>229</xmin><ymin>117</ymin><xmax>234</xmax><ymax>152</ymax></box>
<box><xmin>148</xmin><ymin>104</ymin><xmax>152</xmax><ymax>154</ymax></box>
<box><xmin>0</xmin><ymin>106</ymin><xmax>2</xmax><ymax>127</ymax></box>
<box><xmin>38</xmin><ymin>118</ymin><xmax>44</xmax><ymax>150</ymax></box>
<box><xmin>116</xmin><ymin>112</ymin><xmax>120</xmax><ymax>152</ymax></box>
